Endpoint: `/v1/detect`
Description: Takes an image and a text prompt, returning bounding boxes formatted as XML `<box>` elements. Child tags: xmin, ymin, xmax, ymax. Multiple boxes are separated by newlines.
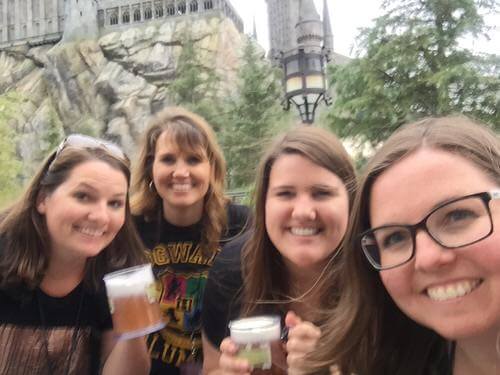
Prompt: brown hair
<box><xmin>308</xmin><ymin>115</ymin><xmax>500</xmax><ymax>374</ymax></box>
<box><xmin>131</xmin><ymin>106</ymin><xmax>227</xmax><ymax>255</ymax></box>
<box><xmin>0</xmin><ymin>144</ymin><xmax>146</xmax><ymax>292</ymax></box>
<box><xmin>241</xmin><ymin>126</ymin><xmax>357</xmax><ymax>318</ymax></box>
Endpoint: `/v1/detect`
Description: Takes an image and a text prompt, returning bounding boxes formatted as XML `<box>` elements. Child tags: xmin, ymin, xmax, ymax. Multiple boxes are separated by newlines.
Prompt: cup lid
<box><xmin>229</xmin><ymin>315</ymin><xmax>281</xmax><ymax>344</ymax></box>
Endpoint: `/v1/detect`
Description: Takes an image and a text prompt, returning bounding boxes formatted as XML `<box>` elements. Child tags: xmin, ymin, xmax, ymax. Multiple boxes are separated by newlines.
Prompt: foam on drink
<box><xmin>229</xmin><ymin>316</ymin><xmax>281</xmax><ymax>369</ymax></box>
<box><xmin>104</xmin><ymin>264</ymin><xmax>165</xmax><ymax>340</ymax></box>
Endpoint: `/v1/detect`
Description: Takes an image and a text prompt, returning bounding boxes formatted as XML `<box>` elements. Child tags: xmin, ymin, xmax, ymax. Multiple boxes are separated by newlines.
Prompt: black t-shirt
<box><xmin>201</xmin><ymin>232</ymin><xmax>248</xmax><ymax>348</ymax></box>
<box><xmin>134</xmin><ymin>203</ymin><xmax>250</xmax><ymax>374</ymax></box>
<box><xmin>0</xmin><ymin>282</ymin><xmax>112</xmax><ymax>375</ymax></box>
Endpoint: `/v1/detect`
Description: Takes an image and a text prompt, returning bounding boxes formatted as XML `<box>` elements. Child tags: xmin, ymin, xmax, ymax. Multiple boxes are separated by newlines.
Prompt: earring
<box><xmin>148</xmin><ymin>180</ymin><xmax>155</xmax><ymax>192</ymax></box>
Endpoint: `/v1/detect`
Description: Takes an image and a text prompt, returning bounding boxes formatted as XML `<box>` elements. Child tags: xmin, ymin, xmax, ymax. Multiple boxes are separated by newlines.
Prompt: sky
<box><xmin>229</xmin><ymin>0</ymin><xmax>499</xmax><ymax>57</ymax></box>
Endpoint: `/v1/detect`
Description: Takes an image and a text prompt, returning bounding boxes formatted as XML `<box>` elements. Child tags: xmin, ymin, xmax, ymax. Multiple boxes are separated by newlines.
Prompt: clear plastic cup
<box><xmin>229</xmin><ymin>315</ymin><xmax>281</xmax><ymax>370</ymax></box>
<box><xmin>103</xmin><ymin>264</ymin><xmax>165</xmax><ymax>340</ymax></box>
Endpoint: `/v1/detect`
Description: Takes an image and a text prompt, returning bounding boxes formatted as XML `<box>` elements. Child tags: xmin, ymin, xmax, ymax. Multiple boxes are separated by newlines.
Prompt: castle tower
<box><xmin>62</xmin><ymin>0</ymin><xmax>98</xmax><ymax>42</ymax></box>
<box><xmin>322</xmin><ymin>0</ymin><xmax>333</xmax><ymax>56</ymax></box>
<box><xmin>265</xmin><ymin>0</ymin><xmax>300</xmax><ymax>58</ymax></box>
<box><xmin>295</xmin><ymin>0</ymin><xmax>323</xmax><ymax>51</ymax></box>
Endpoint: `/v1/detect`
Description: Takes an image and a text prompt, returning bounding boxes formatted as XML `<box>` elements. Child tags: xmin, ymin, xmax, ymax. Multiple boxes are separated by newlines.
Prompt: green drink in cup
<box><xmin>229</xmin><ymin>316</ymin><xmax>281</xmax><ymax>370</ymax></box>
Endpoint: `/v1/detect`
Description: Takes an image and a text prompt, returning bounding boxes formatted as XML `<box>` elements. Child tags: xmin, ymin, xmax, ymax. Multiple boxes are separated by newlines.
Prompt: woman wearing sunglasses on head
<box><xmin>307</xmin><ymin>116</ymin><xmax>500</xmax><ymax>375</ymax></box>
<box><xmin>130</xmin><ymin>107</ymin><xmax>250</xmax><ymax>375</ymax></box>
<box><xmin>0</xmin><ymin>135</ymin><xmax>150</xmax><ymax>375</ymax></box>
<box><xmin>201</xmin><ymin>126</ymin><xmax>357</xmax><ymax>375</ymax></box>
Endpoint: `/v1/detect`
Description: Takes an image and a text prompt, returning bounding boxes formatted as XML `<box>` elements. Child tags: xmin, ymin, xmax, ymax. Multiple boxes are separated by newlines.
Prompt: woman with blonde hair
<box><xmin>309</xmin><ymin>116</ymin><xmax>500</xmax><ymax>375</ymax></box>
<box><xmin>0</xmin><ymin>134</ymin><xmax>150</xmax><ymax>374</ymax></box>
<box><xmin>201</xmin><ymin>126</ymin><xmax>357</xmax><ymax>374</ymax></box>
<box><xmin>131</xmin><ymin>107</ymin><xmax>249</xmax><ymax>374</ymax></box>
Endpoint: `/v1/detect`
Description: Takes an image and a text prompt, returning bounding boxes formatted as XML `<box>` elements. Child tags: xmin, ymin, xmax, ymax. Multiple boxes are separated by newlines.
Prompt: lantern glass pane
<box><xmin>286</xmin><ymin>59</ymin><xmax>300</xmax><ymax>74</ymax></box>
<box><xmin>305</xmin><ymin>75</ymin><xmax>324</xmax><ymax>89</ymax></box>
<box><xmin>286</xmin><ymin>76</ymin><xmax>303</xmax><ymax>93</ymax></box>
<box><xmin>307</xmin><ymin>56</ymin><xmax>322</xmax><ymax>71</ymax></box>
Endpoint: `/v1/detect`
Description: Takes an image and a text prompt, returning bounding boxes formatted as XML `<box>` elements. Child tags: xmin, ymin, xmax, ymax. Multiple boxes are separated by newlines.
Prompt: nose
<box><xmin>291</xmin><ymin>195</ymin><xmax>317</xmax><ymax>221</ymax></box>
<box><xmin>172</xmin><ymin>160</ymin><xmax>190</xmax><ymax>178</ymax></box>
<box><xmin>87</xmin><ymin>201</ymin><xmax>110</xmax><ymax>224</ymax></box>
<box><xmin>413</xmin><ymin>230</ymin><xmax>457</xmax><ymax>271</ymax></box>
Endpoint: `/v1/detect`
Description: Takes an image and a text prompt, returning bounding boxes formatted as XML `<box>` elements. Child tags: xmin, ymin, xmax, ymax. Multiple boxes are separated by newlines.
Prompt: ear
<box><xmin>36</xmin><ymin>192</ymin><xmax>47</xmax><ymax>215</ymax></box>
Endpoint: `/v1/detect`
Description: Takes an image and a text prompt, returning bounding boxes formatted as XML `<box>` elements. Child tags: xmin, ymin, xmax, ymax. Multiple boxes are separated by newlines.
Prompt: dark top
<box><xmin>201</xmin><ymin>233</ymin><xmax>248</xmax><ymax>348</ymax></box>
<box><xmin>0</xmin><ymin>281</ymin><xmax>112</xmax><ymax>375</ymax></box>
<box><xmin>134</xmin><ymin>203</ymin><xmax>250</xmax><ymax>374</ymax></box>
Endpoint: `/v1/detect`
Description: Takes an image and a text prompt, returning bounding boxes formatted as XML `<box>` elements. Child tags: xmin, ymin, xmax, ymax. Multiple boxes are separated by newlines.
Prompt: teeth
<box><xmin>78</xmin><ymin>227</ymin><xmax>104</xmax><ymax>237</ymax></box>
<box><xmin>290</xmin><ymin>227</ymin><xmax>319</xmax><ymax>236</ymax></box>
<box><xmin>427</xmin><ymin>279</ymin><xmax>481</xmax><ymax>301</ymax></box>
<box><xmin>172</xmin><ymin>183</ymin><xmax>191</xmax><ymax>192</ymax></box>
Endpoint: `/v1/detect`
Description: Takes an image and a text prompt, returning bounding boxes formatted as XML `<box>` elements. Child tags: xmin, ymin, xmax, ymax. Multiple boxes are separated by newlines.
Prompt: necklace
<box><xmin>36</xmin><ymin>286</ymin><xmax>85</xmax><ymax>375</ymax></box>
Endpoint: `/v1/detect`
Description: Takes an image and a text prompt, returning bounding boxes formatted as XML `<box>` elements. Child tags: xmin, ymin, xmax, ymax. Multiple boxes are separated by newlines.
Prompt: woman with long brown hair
<box><xmin>131</xmin><ymin>107</ymin><xmax>249</xmax><ymax>374</ymax></box>
<box><xmin>309</xmin><ymin>116</ymin><xmax>500</xmax><ymax>374</ymax></box>
<box><xmin>201</xmin><ymin>126</ymin><xmax>357</xmax><ymax>374</ymax></box>
<box><xmin>0</xmin><ymin>134</ymin><xmax>150</xmax><ymax>374</ymax></box>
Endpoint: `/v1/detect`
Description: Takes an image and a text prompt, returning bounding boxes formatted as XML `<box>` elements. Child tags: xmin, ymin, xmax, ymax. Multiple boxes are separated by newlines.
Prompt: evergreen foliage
<box><xmin>327</xmin><ymin>0</ymin><xmax>500</xmax><ymax>146</ymax></box>
<box><xmin>221</xmin><ymin>38</ymin><xmax>290</xmax><ymax>189</ymax></box>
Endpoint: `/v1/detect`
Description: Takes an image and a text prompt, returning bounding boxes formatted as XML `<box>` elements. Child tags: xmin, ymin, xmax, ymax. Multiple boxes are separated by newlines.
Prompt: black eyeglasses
<box><xmin>50</xmin><ymin>134</ymin><xmax>128</xmax><ymax>167</ymax></box>
<box><xmin>359</xmin><ymin>190</ymin><xmax>500</xmax><ymax>270</ymax></box>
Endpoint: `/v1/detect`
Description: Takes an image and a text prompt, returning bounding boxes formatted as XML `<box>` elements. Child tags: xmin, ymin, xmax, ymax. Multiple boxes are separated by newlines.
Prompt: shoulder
<box><xmin>224</xmin><ymin>204</ymin><xmax>251</xmax><ymax>240</ymax></box>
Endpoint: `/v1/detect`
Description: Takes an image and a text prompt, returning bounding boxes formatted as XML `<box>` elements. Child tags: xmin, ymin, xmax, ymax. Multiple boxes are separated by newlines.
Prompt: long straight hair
<box><xmin>0</xmin><ymin>147</ymin><xmax>146</xmax><ymax>292</ymax></box>
<box><xmin>307</xmin><ymin>115</ymin><xmax>500</xmax><ymax>374</ymax></box>
<box><xmin>241</xmin><ymin>126</ymin><xmax>357</xmax><ymax>319</ymax></box>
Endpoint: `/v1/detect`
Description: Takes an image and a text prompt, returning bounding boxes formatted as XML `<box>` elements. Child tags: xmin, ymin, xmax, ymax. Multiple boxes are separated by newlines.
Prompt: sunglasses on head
<box><xmin>51</xmin><ymin>134</ymin><xmax>128</xmax><ymax>165</ymax></box>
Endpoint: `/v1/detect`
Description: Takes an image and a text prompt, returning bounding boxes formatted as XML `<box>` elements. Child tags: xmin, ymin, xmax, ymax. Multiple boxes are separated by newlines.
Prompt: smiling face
<box><xmin>152</xmin><ymin>131</ymin><xmax>211</xmax><ymax>222</ymax></box>
<box><xmin>370</xmin><ymin>148</ymin><xmax>500</xmax><ymax>339</ymax></box>
<box><xmin>265</xmin><ymin>153</ymin><xmax>349</xmax><ymax>276</ymax></box>
<box><xmin>37</xmin><ymin>160</ymin><xmax>128</xmax><ymax>263</ymax></box>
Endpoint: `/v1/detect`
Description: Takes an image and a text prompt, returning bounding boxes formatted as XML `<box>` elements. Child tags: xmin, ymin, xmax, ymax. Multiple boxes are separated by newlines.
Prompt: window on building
<box><xmin>123</xmin><ymin>10</ymin><xmax>130</xmax><ymax>23</ymax></box>
<box><xmin>155</xmin><ymin>3</ymin><xmax>164</xmax><ymax>17</ymax></box>
<box><xmin>110</xmin><ymin>12</ymin><xmax>118</xmax><ymax>25</ymax></box>
<box><xmin>133</xmin><ymin>8</ymin><xmax>141</xmax><ymax>21</ymax></box>
<box><xmin>178</xmin><ymin>2</ymin><xmax>186</xmax><ymax>14</ymax></box>
<box><xmin>204</xmin><ymin>0</ymin><xmax>213</xmax><ymax>10</ymax></box>
<box><xmin>190</xmin><ymin>0</ymin><xmax>198</xmax><ymax>12</ymax></box>
<box><xmin>166</xmin><ymin>4</ymin><xmax>175</xmax><ymax>16</ymax></box>
<box><xmin>144</xmin><ymin>7</ymin><xmax>152</xmax><ymax>19</ymax></box>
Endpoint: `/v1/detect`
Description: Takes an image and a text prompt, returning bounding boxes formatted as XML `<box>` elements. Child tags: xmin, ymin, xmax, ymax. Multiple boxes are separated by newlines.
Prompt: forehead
<box><xmin>61</xmin><ymin>160</ymin><xmax>128</xmax><ymax>192</ymax></box>
<box><xmin>269</xmin><ymin>153</ymin><xmax>344</xmax><ymax>187</ymax></box>
<box><xmin>155</xmin><ymin>130</ymin><xmax>207</xmax><ymax>156</ymax></box>
<box><xmin>369</xmin><ymin>148</ymin><xmax>495</xmax><ymax>224</ymax></box>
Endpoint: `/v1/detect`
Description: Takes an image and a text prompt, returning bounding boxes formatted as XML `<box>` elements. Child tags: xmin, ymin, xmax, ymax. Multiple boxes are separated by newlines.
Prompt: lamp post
<box><xmin>280</xmin><ymin>0</ymin><xmax>333</xmax><ymax>125</ymax></box>
<box><xmin>282</xmin><ymin>47</ymin><xmax>331</xmax><ymax>124</ymax></box>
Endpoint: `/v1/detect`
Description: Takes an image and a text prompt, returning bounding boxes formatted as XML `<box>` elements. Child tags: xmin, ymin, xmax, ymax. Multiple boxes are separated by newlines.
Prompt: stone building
<box><xmin>265</xmin><ymin>0</ymin><xmax>333</xmax><ymax>59</ymax></box>
<box><xmin>0</xmin><ymin>0</ymin><xmax>243</xmax><ymax>49</ymax></box>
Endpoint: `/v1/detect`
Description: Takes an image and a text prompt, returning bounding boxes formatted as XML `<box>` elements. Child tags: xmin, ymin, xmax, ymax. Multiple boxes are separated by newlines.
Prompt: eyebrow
<box><xmin>75</xmin><ymin>183</ymin><xmax>127</xmax><ymax>198</ymax></box>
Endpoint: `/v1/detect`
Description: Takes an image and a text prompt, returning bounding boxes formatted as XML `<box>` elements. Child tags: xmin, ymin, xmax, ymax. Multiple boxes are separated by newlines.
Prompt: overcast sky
<box><xmin>229</xmin><ymin>0</ymin><xmax>499</xmax><ymax>57</ymax></box>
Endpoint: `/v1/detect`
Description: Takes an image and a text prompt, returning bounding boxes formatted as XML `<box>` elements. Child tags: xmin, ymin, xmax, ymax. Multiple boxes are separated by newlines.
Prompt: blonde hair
<box><xmin>131</xmin><ymin>106</ymin><xmax>228</xmax><ymax>255</ymax></box>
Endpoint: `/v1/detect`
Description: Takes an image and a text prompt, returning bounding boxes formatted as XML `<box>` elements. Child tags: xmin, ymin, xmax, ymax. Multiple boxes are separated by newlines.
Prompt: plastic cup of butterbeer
<box><xmin>103</xmin><ymin>264</ymin><xmax>165</xmax><ymax>340</ymax></box>
<box><xmin>229</xmin><ymin>316</ymin><xmax>281</xmax><ymax>370</ymax></box>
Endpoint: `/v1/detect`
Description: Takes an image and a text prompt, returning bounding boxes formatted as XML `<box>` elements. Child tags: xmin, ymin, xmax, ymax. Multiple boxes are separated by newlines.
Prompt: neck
<box><xmin>162</xmin><ymin>201</ymin><xmax>204</xmax><ymax>226</ymax></box>
<box><xmin>286</xmin><ymin>265</ymin><xmax>323</xmax><ymax>318</ymax></box>
<box><xmin>41</xmin><ymin>254</ymin><xmax>86</xmax><ymax>297</ymax></box>
<box><xmin>454</xmin><ymin>330</ymin><xmax>500</xmax><ymax>375</ymax></box>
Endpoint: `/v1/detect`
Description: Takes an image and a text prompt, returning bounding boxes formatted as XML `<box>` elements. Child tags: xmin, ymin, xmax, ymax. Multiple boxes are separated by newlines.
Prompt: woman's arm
<box><xmin>101</xmin><ymin>331</ymin><xmax>151</xmax><ymax>375</ymax></box>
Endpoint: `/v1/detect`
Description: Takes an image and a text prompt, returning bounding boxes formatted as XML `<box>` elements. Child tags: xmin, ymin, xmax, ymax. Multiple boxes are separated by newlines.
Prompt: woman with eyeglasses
<box><xmin>0</xmin><ymin>135</ymin><xmax>150</xmax><ymax>374</ymax></box>
<box><xmin>306</xmin><ymin>116</ymin><xmax>500</xmax><ymax>375</ymax></box>
<box><xmin>130</xmin><ymin>107</ymin><xmax>250</xmax><ymax>375</ymax></box>
<box><xmin>201</xmin><ymin>126</ymin><xmax>357</xmax><ymax>375</ymax></box>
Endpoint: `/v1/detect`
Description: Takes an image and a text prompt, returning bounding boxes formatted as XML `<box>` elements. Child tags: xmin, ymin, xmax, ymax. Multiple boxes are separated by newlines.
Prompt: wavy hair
<box><xmin>241</xmin><ymin>126</ymin><xmax>357</xmax><ymax>319</ymax></box>
<box><xmin>0</xmin><ymin>145</ymin><xmax>146</xmax><ymax>292</ymax></box>
<box><xmin>131</xmin><ymin>106</ymin><xmax>227</xmax><ymax>256</ymax></box>
<box><xmin>307</xmin><ymin>115</ymin><xmax>500</xmax><ymax>374</ymax></box>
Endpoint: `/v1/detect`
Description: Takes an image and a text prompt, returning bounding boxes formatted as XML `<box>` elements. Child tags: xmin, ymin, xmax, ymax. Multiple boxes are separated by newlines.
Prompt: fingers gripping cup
<box><xmin>104</xmin><ymin>264</ymin><xmax>165</xmax><ymax>340</ymax></box>
<box><xmin>229</xmin><ymin>316</ymin><xmax>281</xmax><ymax>370</ymax></box>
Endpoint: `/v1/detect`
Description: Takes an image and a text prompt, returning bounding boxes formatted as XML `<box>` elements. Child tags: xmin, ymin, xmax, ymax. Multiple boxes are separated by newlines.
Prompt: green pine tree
<box><xmin>327</xmin><ymin>0</ymin><xmax>500</xmax><ymax>146</ymax></box>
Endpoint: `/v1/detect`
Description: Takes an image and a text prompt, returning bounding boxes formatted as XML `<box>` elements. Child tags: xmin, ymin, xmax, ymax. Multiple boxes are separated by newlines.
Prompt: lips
<box><xmin>426</xmin><ymin>279</ymin><xmax>483</xmax><ymax>301</ymax></box>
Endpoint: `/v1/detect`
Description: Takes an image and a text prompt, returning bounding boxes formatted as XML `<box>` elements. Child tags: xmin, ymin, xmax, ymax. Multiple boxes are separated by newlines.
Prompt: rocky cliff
<box><xmin>0</xmin><ymin>15</ymin><xmax>244</xmax><ymax>181</ymax></box>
